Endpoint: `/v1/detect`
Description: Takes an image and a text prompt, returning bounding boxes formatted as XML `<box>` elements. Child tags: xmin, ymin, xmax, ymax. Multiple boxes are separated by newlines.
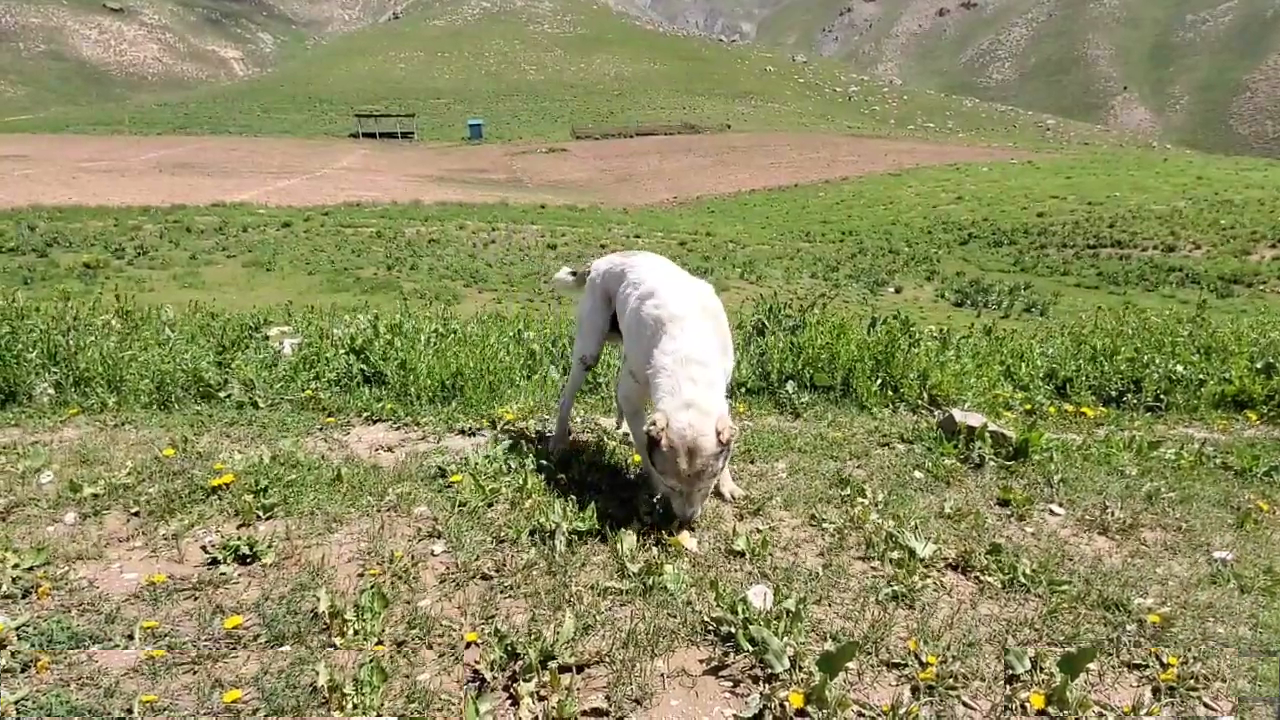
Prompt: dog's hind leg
<box><xmin>550</xmin><ymin>290</ymin><xmax>613</xmax><ymax>453</ymax></box>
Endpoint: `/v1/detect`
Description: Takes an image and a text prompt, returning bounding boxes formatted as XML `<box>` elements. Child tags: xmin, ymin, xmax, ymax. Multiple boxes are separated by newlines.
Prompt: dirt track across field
<box><xmin>0</xmin><ymin>132</ymin><xmax>1020</xmax><ymax>208</ymax></box>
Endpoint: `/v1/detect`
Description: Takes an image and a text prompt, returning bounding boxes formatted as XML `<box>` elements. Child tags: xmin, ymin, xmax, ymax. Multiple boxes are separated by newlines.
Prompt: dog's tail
<box><xmin>551</xmin><ymin>265</ymin><xmax>589</xmax><ymax>293</ymax></box>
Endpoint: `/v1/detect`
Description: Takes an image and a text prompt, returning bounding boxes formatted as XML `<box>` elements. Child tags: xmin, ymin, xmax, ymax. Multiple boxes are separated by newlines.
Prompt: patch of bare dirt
<box><xmin>78</xmin><ymin>552</ymin><xmax>199</xmax><ymax>595</ymax></box>
<box><xmin>0</xmin><ymin>420</ymin><xmax>88</xmax><ymax>447</ymax></box>
<box><xmin>0</xmin><ymin>133</ymin><xmax>1024</xmax><ymax>209</ymax></box>
<box><xmin>648</xmin><ymin>647</ymin><xmax>747</xmax><ymax>718</ymax></box>
<box><xmin>305</xmin><ymin>421</ymin><xmax>491</xmax><ymax>467</ymax></box>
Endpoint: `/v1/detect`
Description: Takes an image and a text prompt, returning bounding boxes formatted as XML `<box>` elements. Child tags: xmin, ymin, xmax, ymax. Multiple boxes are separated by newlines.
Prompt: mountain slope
<box><xmin>606</xmin><ymin>0</ymin><xmax>1280</xmax><ymax>157</ymax></box>
<box><xmin>0</xmin><ymin>0</ymin><xmax>399</xmax><ymax>116</ymax></box>
<box><xmin>3</xmin><ymin>0</ymin><xmax>1114</xmax><ymax>147</ymax></box>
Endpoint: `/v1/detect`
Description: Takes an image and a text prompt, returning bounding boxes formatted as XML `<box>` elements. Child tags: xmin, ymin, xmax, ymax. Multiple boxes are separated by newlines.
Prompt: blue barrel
<box><xmin>467</xmin><ymin>118</ymin><xmax>484</xmax><ymax>141</ymax></box>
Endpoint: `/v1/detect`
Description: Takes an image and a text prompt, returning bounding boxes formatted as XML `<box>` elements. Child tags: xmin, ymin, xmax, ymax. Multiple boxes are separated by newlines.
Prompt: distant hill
<box><xmin>605</xmin><ymin>0</ymin><xmax>1280</xmax><ymax>158</ymax></box>
<box><xmin>0</xmin><ymin>0</ymin><xmax>399</xmax><ymax>116</ymax></box>
<box><xmin>1</xmin><ymin>0</ymin><xmax>1115</xmax><ymax>148</ymax></box>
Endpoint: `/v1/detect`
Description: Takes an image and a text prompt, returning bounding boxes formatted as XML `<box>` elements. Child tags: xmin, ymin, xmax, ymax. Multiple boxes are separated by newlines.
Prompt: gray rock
<box><xmin>937</xmin><ymin>408</ymin><xmax>1016</xmax><ymax>446</ymax></box>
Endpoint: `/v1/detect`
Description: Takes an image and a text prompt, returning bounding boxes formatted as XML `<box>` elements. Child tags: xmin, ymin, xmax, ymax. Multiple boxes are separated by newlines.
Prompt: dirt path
<box><xmin>0</xmin><ymin>132</ymin><xmax>1020</xmax><ymax>208</ymax></box>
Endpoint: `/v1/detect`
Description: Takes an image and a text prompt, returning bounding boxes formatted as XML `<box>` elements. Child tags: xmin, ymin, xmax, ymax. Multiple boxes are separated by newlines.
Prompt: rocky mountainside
<box><xmin>605</xmin><ymin>0</ymin><xmax>1280</xmax><ymax>157</ymax></box>
<box><xmin>0</xmin><ymin>0</ymin><xmax>403</xmax><ymax>114</ymax></box>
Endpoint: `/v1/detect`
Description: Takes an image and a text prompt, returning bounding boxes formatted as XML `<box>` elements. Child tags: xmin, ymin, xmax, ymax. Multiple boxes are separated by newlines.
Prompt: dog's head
<box><xmin>644</xmin><ymin>408</ymin><xmax>737</xmax><ymax>524</ymax></box>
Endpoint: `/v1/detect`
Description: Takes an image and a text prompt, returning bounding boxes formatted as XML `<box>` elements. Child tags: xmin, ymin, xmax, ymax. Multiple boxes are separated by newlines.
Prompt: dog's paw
<box><xmin>717</xmin><ymin>476</ymin><xmax>746</xmax><ymax>503</ymax></box>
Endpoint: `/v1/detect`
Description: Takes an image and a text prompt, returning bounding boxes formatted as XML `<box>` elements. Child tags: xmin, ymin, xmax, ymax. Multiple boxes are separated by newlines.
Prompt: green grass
<box><xmin>0</xmin><ymin>290</ymin><xmax>1277</xmax><ymax>716</ymax></box>
<box><xmin>4</xmin><ymin>150</ymin><xmax>1279</xmax><ymax>321</ymax></box>
<box><xmin>2</xmin><ymin>0</ymin><xmax>1110</xmax><ymax>147</ymax></box>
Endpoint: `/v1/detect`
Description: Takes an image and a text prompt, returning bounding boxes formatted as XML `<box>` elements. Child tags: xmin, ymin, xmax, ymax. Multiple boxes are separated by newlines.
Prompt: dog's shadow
<box><xmin>500</xmin><ymin>426</ymin><xmax>673</xmax><ymax>532</ymax></box>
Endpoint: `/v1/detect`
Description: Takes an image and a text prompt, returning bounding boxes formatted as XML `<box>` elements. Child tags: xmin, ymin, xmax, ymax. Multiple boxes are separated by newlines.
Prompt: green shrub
<box><xmin>1</xmin><ymin>291</ymin><xmax>1277</xmax><ymax>417</ymax></box>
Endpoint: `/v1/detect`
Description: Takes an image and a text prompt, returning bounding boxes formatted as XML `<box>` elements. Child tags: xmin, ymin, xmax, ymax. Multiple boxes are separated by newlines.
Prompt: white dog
<box><xmin>549</xmin><ymin>250</ymin><xmax>743</xmax><ymax>523</ymax></box>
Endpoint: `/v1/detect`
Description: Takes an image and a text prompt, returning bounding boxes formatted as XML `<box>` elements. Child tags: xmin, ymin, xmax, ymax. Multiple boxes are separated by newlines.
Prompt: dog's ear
<box><xmin>715</xmin><ymin>414</ymin><xmax>737</xmax><ymax>447</ymax></box>
<box><xmin>645</xmin><ymin>411</ymin><xmax>670</xmax><ymax>452</ymax></box>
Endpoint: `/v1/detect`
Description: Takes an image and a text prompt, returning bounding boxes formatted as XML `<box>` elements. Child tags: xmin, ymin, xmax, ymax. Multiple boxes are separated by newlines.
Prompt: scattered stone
<box><xmin>1210</xmin><ymin>550</ymin><xmax>1235</xmax><ymax>564</ymax></box>
<box><xmin>280</xmin><ymin>337</ymin><xmax>302</xmax><ymax>356</ymax></box>
<box><xmin>102</xmin><ymin>0</ymin><xmax>124</xmax><ymax>11</ymax></box>
<box><xmin>936</xmin><ymin>408</ymin><xmax>1016</xmax><ymax>446</ymax></box>
<box><xmin>745</xmin><ymin>583</ymin><xmax>774</xmax><ymax>612</ymax></box>
<box><xmin>36</xmin><ymin>469</ymin><xmax>55</xmax><ymax>487</ymax></box>
<box><xmin>62</xmin><ymin>511</ymin><xmax>79</xmax><ymax>526</ymax></box>
<box><xmin>790</xmin><ymin>53</ymin><xmax>807</xmax><ymax>63</ymax></box>
<box><xmin>430</xmin><ymin>541</ymin><xmax>447</xmax><ymax>557</ymax></box>
<box><xmin>1047</xmin><ymin>503</ymin><xmax>1067</xmax><ymax>516</ymax></box>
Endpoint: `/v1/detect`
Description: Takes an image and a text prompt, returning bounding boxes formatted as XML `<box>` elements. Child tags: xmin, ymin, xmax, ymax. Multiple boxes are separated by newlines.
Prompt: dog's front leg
<box><xmin>617</xmin><ymin>370</ymin><xmax>662</xmax><ymax>491</ymax></box>
<box><xmin>550</xmin><ymin>294</ymin><xmax>612</xmax><ymax>453</ymax></box>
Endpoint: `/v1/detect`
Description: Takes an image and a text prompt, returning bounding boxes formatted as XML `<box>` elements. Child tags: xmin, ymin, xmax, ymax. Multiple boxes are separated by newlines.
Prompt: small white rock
<box><xmin>1047</xmin><ymin>503</ymin><xmax>1067</xmax><ymax>516</ymax></box>
<box><xmin>912</xmin><ymin>470</ymin><xmax>925</xmax><ymax>480</ymax></box>
<box><xmin>745</xmin><ymin>583</ymin><xmax>774</xmax><ymax>612</ymax></box>
<box><xmin>37</xmin><ymin>469</ymin><xmax>55</xmax><ymax>486</ymax></box>
<box><xmin>1210</xmin><ymin>550</ymin><xmax>1235</xmax><ymax>564</ymax></box>
<box><xmin>62</xmin><ymin>511</ymin><xmax>79</xmax><ymax>526</ymax></box>
<box><xmin>430</xmin><ymin>541</ymin><xmax>447</xmax><ymax>557</ymax></box>
<box><xmin>280</xmin><ymin>337</ymin><xmax>302</xmax><ymax>356</ymax></box>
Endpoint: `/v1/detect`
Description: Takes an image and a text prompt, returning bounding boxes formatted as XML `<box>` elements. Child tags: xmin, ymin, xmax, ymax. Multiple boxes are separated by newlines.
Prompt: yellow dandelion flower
<box><xmin>366</xmin><ymin>567</ymin><xmax>381</xmax><ymax>577</ymax></box>
<box><xmin>499</xmin><ymin>409</ymin><xmax>515</xmax><ymax>422</ymax></box>
<box><xmin>1245</xmin><ymin>410</ymin><xmax>1261</xmax><ymax>424</ymax></box>
<box><xmin>303</xmin><ymin>389</ymin><xmax>314</xmax><ymax>397</ymax></box>
<box><xmin>906</xmin><ymin>637</ymin><xmax>919</xmax><ymax>653</ymax></box>
<box><xmin>209</xmin><ymin>472</ymin><xmax>236</xmax><ymax>488</ymax></box>
<box><xmin>323</xmin><ymin>417</ymin><xmax>336</xmax><ymax>424</ymax></box>
<box><xmin>916</xmin><ymin>666</ymin><xmax>936</xmax><ymax>682</ymax></box>
<box><xmin>1145</xmin><ymin>613</ymin><xmax>1163</xmax><ymax>625</ymax></box>
<box><xmin>630</xmin><ymin>453</ymin><xmax>642</xmax><ymax>466</ymax></box>
<box><xmin>222</xmin><ymin>615</ymin><xmax>244</xmax><ymax>630</ymax></box>
<box><xmin>925</xmin><ymin>654</ymin><xmax>938</xmax><ymax>665</ymax></box>
<box><xmin>1158</xmin><ymin>667</ymin><xmax>1177</xmax><ymax>683</ymax></box>
<box><xmin>881</xmin><ymin>704</ymin><xmax>892</xmax><ymax>714</ymax></box>
<box><xmin>1080</xmin><ymin>406</ymin><xmax>1096</xmax><ymax>418</ymax></box>
<box><xmin>145</xmin><ymin>648</ymin><xmax>167</xmax><ymax>659</ymax></box>
<box><xmin>1022</xmin><ymin>403</ymin><xmax>1033</xmax><ymax>411</ymax></box>
<box><xmin>1028</xmin><ymin>691</ymin><xmax>1046</xmax><ymax>711</ymax></box>
<box><xmin>0</xmin><ymin>622</ymin><xmax>6</xmax><ymax>633</ymax></box>
<box><xmin>67</xmin><ymin>406</ymin><xmax>81</xmax><ymax>417</ymax></box>
<box><xmin>144</xmin><ymin>573</ymin><xmax>168</xmax><ymax>585</ymax></box>
<box><xmin>392</xmin><ymin>550</ymin><xmax>404</xmax><ymax>561</ymax></box>
<box><xmin>787</xmin><ymin>690</ymin><xmax>806</xmax><ymax>710</ymax></box>
<box><xmin>1063</xmin><ymin>403</ymin><xmax>1076</xmax><ymax>413</ymax></box>
<box><xmin>35</xmin><ymin>656</ymin><xmax>51</xmax><ymax>674</ymax></box>
<box><xmin>1257</xmin><ymin>500</ymin><xmax>1272</xmax><ymax>514</ymax></box>
<box><xmin>162</xmin><ymin>447</ymin><xmax>176</xmax><ymax>458</ymax></box>
<box><xmin>213</xmin><ymin>462</ymin><xmax>226</xmax><ymax>471</ymax></box>
<box><xmin>464</xmin><ymin>630</ymin><xmax>479</xmax><ymax>644</ymax></box>
<box><xmin>449</xmin><ymin>474</ymin><xmax>463</xmax><ymax>484</ymax></box>
<box><xmin>139</xmin><ymin>694</ymin><xmax>159</xmax><ymax>704</ymax></box>
<box><xmin>1047</xmin><ymin>406</ymin><xmax>1058</xmax><ymax>415</ymax></box>
<box><xmin>1165</xmin><ymin>655</ymin><xmax>1179</xmax><ymax>666</ymax></box>
<box><xmin>140</xmin><ymin>620</ymin><xmax>160</xmax><ymax>630</ymax></box>
<box><xmin>373</xmin><ymin>644</ymin><xmax>386</xmax><ymax>652</ymax></box>
<box><xmin>1122</xmin><ymin>705</ymin><xmax>1132</xmax><ymax>714</ymax></box>
<box><xmin>220</xmin><ymin>688</ymin><xmax>243</xmax><ymax>704</ymax></box>
<box><xmin>36</xmin><ymin>583</ymin><xmax>52</xmax><ymax>600</ymax></box>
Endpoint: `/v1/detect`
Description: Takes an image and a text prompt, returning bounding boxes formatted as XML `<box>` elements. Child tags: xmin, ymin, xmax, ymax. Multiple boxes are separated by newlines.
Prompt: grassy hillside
<box><xmin>613</xmin><ymin>0</ymin><xmax>1280</xmax><ymax>157</ymax></box>
<box><xmin>3</xmin><ymin>0</ymin><xmax>1113</xmax><ymax>146</ymax></box>
<box><xmin>0</xmin><ymin>0</ymin><xmax>394</xmax><ymax>118</ymax></box>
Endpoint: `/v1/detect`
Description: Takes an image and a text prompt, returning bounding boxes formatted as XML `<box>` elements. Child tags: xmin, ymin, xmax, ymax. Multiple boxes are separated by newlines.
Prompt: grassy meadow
<box><xmin>2</xmin><ymin>142</ymin><xmax>1280</xmax><ymax>717</ymax></box>
<box><xmin>3</xmin><ymin>0</ymin><xmax>1280</xmax><ymax>712</ymax></box>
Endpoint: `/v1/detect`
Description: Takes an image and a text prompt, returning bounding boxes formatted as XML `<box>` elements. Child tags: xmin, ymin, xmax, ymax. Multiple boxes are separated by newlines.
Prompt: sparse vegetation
<box><xmin>2</xmin><ymin>0</ymin><xmax>1279</xmax><ymax>716</ymax></box>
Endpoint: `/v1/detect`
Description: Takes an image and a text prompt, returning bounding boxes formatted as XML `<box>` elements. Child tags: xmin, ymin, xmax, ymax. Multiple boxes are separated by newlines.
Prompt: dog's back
<box><xmin>587</xmin><ymin>251</ymin><xmax>733</xmax><ymax>389</ymax></box>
